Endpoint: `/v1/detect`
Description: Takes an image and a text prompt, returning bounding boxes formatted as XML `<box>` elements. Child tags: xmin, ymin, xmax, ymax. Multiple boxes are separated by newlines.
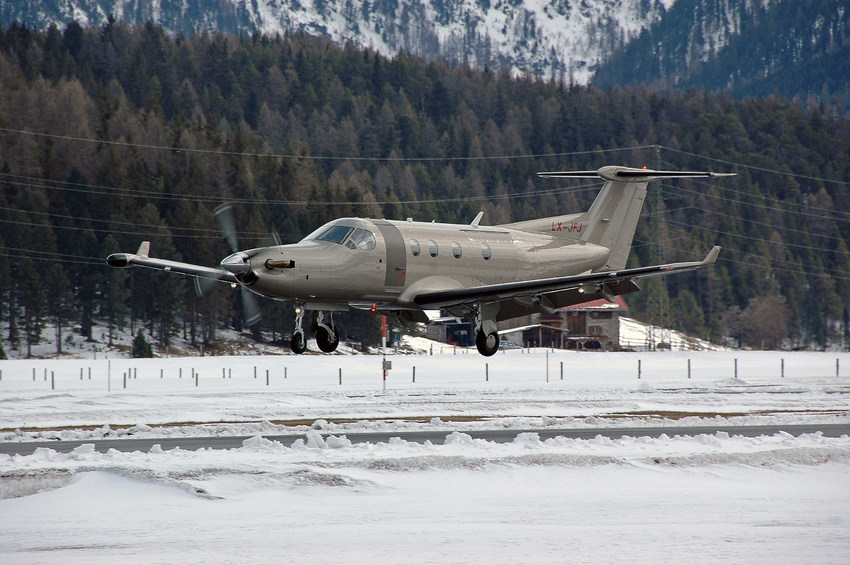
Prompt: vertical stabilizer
<box><xmin>537</xmin><ymin>167</ymin><xmax>735</xmax><ymax>270</ymax></box>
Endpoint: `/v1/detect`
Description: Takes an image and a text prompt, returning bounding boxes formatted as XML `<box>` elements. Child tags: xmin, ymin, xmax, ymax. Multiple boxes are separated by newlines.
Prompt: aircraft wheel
<box><xmin>316</xmin><ymin>325</ymin><xmax>340</xmax><ymax>353</ymax></box>
<box><xmin>476</xmin><ymin>330</ymin><xmax>500</xmax><ymax>357</ymax></box>
<box><xmin>290</xmin><ymin>332</ymin><xmax>307</xmax><ymax>354</ymax></box>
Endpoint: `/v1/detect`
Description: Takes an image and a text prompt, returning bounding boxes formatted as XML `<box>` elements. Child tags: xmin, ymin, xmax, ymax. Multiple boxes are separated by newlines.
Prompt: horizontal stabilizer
<box><xmin>536</xmin><ymin>171</ymin><xmax>600</xmax><ymax>178</ymax></box>
<box><xmin>538</xmin><ymin>166</ymin><xmax>735</xmax><ymax>182</ymax></box>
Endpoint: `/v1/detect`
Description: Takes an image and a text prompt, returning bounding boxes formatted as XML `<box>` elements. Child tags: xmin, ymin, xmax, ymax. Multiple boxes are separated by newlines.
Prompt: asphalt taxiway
<box><xmin>1</xmin><ymin>423</ymin><xmax>847</xmax><ymax>456</ymax></box>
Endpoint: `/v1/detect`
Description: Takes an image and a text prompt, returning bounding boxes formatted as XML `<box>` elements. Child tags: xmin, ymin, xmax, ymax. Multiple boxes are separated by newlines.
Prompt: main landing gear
<box><xmin>474</xmin><ymin>301</ymin><xmax>500</xmax><ymax>357</ymax></box>
<box><xmin>290</xmin><ymin>307</ymin><xmax>340</xmax><ymax>354</ymax></box>
<box><xmin>313</xmin><ymin>311</ymin><xmax>340</xmax><ymax>353</ymax></box>
<box><xmin>475</xmin><ymin>329</ymin><xmax>500</xmax><ymax>357</ymax></box>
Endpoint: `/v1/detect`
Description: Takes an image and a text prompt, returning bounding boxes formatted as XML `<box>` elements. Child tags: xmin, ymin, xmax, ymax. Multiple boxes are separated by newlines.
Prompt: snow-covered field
<box><xmin>1</xmin><ymin>348</ymin><xmax>849</xmax><ymax>564</ymax></box>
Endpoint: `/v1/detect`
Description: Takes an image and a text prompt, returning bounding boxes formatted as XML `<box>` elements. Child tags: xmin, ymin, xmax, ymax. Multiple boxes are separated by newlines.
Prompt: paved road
<box><xmin>1</xmin><ymin>423</ymin><xmax>847</xmax><ymax>457</ymax></box>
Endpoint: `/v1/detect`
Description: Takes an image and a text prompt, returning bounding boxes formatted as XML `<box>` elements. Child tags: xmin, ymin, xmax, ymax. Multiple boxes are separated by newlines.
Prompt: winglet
<box><xmin>136</xmin><ymin>241</ymin><xmax>151</xmax><ymax>258</ymax></box>
<box><xmin>470</xmin><ymin>211</ymin><xmax>484</xmax><ymax>227</ymax></box>
<box><xmin>703</xmin><ymin>246</ymin><xmax>721</xmax><ymax>265</ymax></box>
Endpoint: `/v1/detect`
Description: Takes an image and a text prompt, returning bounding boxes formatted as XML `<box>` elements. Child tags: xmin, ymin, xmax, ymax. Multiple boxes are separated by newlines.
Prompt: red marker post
<box><xmin>382</xmin><ymin>315</ymin><xmax>387</xmax><ymax>394</ymax></box>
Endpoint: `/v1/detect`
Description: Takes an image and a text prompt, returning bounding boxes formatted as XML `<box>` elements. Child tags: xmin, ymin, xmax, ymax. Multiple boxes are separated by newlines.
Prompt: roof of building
<box><xmin>562</xmin><ymin>296</ymin><xmax>629</xmax><ymax>310</ymax></box>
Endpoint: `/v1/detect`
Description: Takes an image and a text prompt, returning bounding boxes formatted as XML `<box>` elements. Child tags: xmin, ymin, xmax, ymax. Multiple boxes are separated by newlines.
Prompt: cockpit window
<box><xmin>304</xmin><ymin>222</ymin><xmax>376</xmax><ymax>251</ymax></box>
<box><xmin>315</xmin><ymin>225</ymin><xmax>354</xmax><ymax>244</ymax></box>
<box><xmin>348</xmin><ymin>228</ymin><xmax>376</xmax><ymax>250</ymax></box>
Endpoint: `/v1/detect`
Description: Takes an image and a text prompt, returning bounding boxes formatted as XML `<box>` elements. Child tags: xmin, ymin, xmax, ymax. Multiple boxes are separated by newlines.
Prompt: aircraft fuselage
<box><xmin>238</xmin><ymin>216</ymin><xmax>610</xmax><ymax>312</ymax></box>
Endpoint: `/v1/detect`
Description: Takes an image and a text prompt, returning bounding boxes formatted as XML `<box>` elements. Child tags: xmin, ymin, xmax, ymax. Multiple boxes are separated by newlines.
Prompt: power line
<box><xmin>657</xmin><ymin>186</ymin><xmax>850</xmax><ymax>245</ymax></box>
<box><xmin>658</xmin><ymin>145</ymin><xmax>850</xmax><ymax>187</ymax></box>
<box><xmin>660</xmin><ymin>178</ymin><xmax>850</xmax><ymax>222</ymax></box>
<box><xmin>0</xmin><ymin>127</ymin><xmax>654</xmax><ymax>162</ymax></box>
<box><xmin>664</xmin><ymin>217</ymin><xmax>850</xmax><ymax>257</ymax></box>
<box><xmin>0</xmin><ymin>171</ymin><xmax>601</xmax><ymax>206</ymax></box>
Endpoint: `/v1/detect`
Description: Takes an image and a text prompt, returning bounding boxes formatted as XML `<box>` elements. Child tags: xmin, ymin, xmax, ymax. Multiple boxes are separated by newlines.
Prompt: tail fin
<box><xmin>538</xmin><ymin>167</ymin><xmax>735</xmax><ymax>270</ymax></box>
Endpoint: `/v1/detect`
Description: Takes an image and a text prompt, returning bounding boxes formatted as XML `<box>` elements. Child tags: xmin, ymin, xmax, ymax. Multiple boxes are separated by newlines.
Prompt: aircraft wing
<box><xmin>413</xmin><ymin>246</ymin><xmax>721</xmax><ymax>309</ymax></box>
<box><xmin>107</xmin><ymin>241</ymin><xmax>238</xmax><ymax>285</ymax></box>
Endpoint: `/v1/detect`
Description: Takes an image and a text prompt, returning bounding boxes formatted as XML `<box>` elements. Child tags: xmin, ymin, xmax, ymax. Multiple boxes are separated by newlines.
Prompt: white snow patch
<box><xmin>1</xmin><ymin>349</ymin><xmax>849</xmax><ymax>562</ymax></box>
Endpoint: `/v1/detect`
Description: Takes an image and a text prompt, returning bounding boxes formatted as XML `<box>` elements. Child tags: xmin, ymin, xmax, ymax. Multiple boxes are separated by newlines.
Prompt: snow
<box><xmin>619</xmin><ymin>316</ymin><xmax>724</xmax><ymax>351</ymax></box>
<box><xmin>1</xmin><ymin>349</ymin><xmax>849</xmax><ymax>563</ymax></box>
<box><xmin>120</xmin><ymin>0</ymin><xmax>674</xmax><ymax>82</ymax></box>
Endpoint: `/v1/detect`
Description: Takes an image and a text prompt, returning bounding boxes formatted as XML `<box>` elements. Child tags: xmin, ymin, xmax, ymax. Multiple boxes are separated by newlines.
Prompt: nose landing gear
<box><xmin>289</xmin><ymin>307</ymin><xmax>340</xmax><ymax>354</ymax></box>
<box><xmin>290</xmin><ymin>306</ymin><xmax>307</xmax><ymax>354</ymax></box>
<box><xmin>314</xmin><ymin>311</ymin><xmax>340</xmax><ymax>353</ymax></box>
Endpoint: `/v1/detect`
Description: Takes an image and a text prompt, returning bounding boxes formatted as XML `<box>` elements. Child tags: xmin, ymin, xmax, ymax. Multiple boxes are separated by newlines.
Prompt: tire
<box><xmin>476</xmin><ymin>330</ymin><xmax>499</xmax><ymax>357</ymax></box>
<box><xmin>290</xmin><ymin>332</ymin><xmax>307</xmax><ymax>354</ymax></box>
<box><xmin>316</xmin><ymin>326</ymin><xmax>340</xmax><ymax>353</ymax></box>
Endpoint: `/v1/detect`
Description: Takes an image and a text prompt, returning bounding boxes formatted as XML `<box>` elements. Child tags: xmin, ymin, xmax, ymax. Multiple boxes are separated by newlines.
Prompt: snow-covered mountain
<box><xmin>0</xmin><ymin>0</ymin><xmax>672</xmax><ymax>83</ymax></box>
<box><xmin>1</xmin><ymin>1</ymin><xmax>845</xmax><ymax>103</ymax></box>
<box><xmin>593</xmin><ymin>0</ymin><xmax>849</xmax><ymax>105</ymax></box>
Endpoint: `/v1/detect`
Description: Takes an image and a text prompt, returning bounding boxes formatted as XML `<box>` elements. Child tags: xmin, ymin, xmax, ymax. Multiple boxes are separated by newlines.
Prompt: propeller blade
<box><xmin>214</xmin><ymin>202</ymin><xmax>263</xmax><ymax>328</ymax></box>
<box><xmin>193</xmin><ymin>276</ymin><xmax>214</xmax><ymax>298</ymax></box>
<box><xmin>241</xmin><ymin>288</ymin><xmax>262</xmax><ymax>327</ymax></box>
<box><xmin>261</xmin><ymin>230</ymin><xmax>282</xmax><ymax>248</ymax></box>
<box><xmin>214</xmin><ymin>203</ymin><xmax>239</xmax><ymax>253</ymax></box>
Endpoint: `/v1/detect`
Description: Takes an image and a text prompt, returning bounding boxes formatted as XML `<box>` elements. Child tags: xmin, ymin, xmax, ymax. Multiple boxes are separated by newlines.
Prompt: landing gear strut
<box><xmin>290</xmin><ymin>307</ymin><xmax>307</xmax><ymax>354</ymax></box>
<box><xmin>473</xmin><ymin>301</ymin><xmax>500</xmax><ymax>356</ymax></box>
<box><xmin>314</xmin><ymin>311</ymin><xmax>340</xmax><ymax>353</ymax></box>
<box><xmin>290</xmin><ymin>308</ymin><xmax>339</xmax><ymax>354</ymax></box>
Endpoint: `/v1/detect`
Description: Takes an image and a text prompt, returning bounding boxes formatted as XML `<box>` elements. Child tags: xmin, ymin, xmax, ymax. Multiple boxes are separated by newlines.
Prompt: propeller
<box><xmin>213</xmin><ymin>203</ymin><xmax>262</xmax><ymax>328</ymax></box>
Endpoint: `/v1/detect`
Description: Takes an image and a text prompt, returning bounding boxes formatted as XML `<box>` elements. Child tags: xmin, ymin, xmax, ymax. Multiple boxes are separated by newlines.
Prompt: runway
<box><xmin>2</xmin><ymin>422</ymin><xmax>847</xmax><ymax>456</ymax></box>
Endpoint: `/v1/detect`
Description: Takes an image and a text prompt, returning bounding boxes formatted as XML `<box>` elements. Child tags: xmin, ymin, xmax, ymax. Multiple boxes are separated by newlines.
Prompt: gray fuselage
<box><xmin>241</xmin><ymin>216</ymin><xmax>610</xmax><ymax>311</ymax></box>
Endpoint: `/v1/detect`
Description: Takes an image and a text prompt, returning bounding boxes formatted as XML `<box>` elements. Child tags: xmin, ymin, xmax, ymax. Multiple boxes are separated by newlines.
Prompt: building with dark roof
<box><xmin>497</xmin><ymin>296</ymin><xmax>629</xmax><ymax>350</ymax></box>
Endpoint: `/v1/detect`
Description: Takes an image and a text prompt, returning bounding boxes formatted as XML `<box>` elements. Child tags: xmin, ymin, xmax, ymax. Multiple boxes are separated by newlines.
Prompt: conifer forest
<box><xmin>1</xmin><ymin>21</ymin><xmax>849</xmax><ymax>356</ymax></box>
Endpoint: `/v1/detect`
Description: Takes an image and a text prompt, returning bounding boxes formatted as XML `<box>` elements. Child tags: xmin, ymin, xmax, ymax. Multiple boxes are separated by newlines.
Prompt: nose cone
<box><xmin>221</xmin><ymin>251</ymin><xmax>251</xmax><ymax>275</ymax></box>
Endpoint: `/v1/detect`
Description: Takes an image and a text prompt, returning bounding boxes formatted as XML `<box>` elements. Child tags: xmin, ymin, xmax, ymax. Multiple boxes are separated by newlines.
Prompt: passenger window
<box><xmin>410</xmin><ymin>239</ymin><xmax>420</xmax><ymax>256</ymax></box>
<box><xmin>481</xmin><ymin>242</ymin><xmax>492</xmax><ymax>260</ymax></box>
<box><xmin>428</xmin><ymin>240</ymin><xmax>438</xmax><ymax>257</ymax></box>
<box><xmin>452</xmin><ymin>241</ymin><xmax>462</xmax><ymax>258</ymax></box>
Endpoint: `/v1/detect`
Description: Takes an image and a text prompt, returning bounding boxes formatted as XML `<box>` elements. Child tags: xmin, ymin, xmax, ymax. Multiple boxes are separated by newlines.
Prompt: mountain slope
<box><xmin>593</xmin><ymin>0</ymin><xmax>850</xmax><ymax>107</ymax></box>
<box><xmin>0</xmin><ymin>0</ymin><xmax>669</xmax><ymax>83</ymax></box>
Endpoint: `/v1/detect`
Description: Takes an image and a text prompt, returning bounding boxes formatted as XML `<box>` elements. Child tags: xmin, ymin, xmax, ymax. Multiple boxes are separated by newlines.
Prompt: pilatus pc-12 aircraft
<box><xmin>107</xmin><ymin>166</ymin><xmax>733</xmax><ymax>356</ymax></box>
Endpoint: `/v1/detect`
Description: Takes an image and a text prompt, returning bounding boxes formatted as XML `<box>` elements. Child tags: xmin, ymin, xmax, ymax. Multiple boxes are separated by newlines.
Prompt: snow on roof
<box><xmin>562</xmin><ymin>296</ymin><xmax>629</xmax><ymax>310</ymax></box>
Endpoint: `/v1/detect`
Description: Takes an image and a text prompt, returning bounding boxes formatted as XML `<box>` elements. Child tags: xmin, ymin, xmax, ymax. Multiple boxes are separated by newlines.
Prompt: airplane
<box><xmin>107</xmin><ymin>166</ymin><xmax>734</xmax><ymax>356</ymax></box>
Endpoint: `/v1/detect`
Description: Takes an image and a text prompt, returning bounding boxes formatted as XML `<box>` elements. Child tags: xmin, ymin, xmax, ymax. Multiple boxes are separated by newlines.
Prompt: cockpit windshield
<box><xmin>348</xmin><ymin>228</ymin><xmax>376</xmax><ymax>250</ymax></box>
<box><xmin>309</xmin><ymin>223</ymin><xmax>376</xmax><ymax>250</ymax></box>
<box><xmin>315</xmin><ymin>225</ymin><xmax>354</xmax><ymax>244</ymax></box>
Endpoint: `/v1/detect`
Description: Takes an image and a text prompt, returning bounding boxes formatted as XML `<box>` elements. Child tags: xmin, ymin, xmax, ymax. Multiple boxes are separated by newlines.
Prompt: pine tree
<box><xmin>47</xmin><ymin>266</ymin><xmax>77</xmax><ymax>356</ymax></box>
<box><xmin>99</xmin><ymin>235</ymin><xmax>129</xmax><ymax>347</ymax></box>
<box><xmin>132</xmin><ymin>330</ymin><xmax>153</xmax><ymax>358</ymax></box>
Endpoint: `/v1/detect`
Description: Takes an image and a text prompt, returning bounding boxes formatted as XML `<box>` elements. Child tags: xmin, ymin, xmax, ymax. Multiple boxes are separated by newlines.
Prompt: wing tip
<box><xmin>705</xmin><ymin>246</ymin><xmax>721</xmax><ymax>264</ymax></box>
<box><xmin>136</xmin><ymin>241</ymin><xmax>150</xmax><ymax>258</ymax></box>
